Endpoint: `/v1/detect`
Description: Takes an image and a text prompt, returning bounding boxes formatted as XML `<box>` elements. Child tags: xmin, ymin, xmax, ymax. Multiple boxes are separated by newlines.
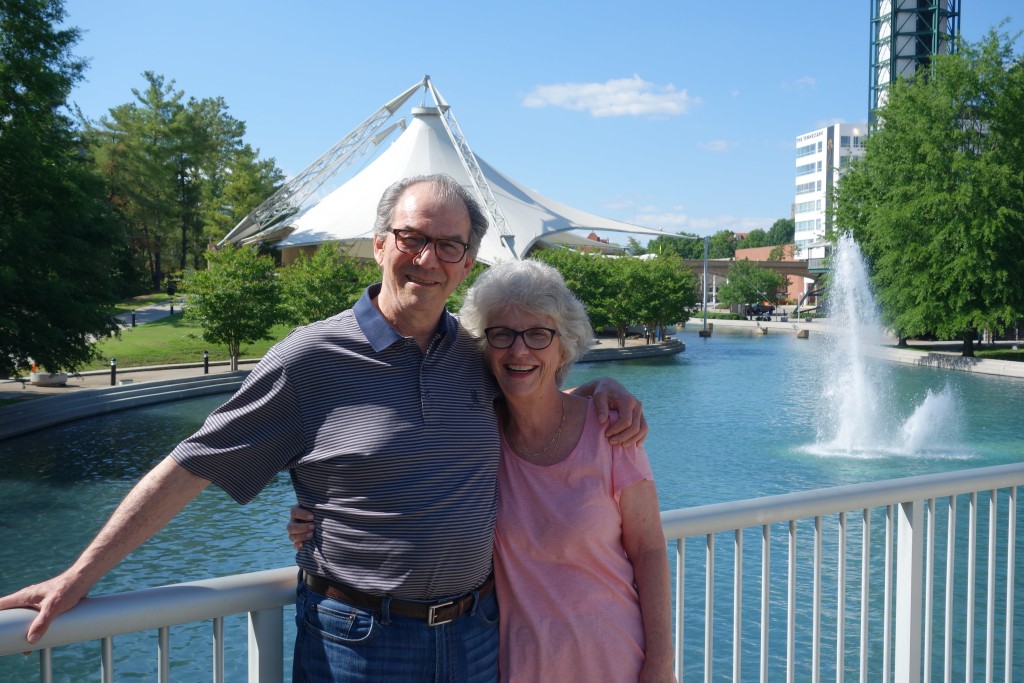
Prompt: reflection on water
<box><xmin>2</xmin><ymin>327</ymin><xmax>1023</xmax><ymax>679</ymax></box>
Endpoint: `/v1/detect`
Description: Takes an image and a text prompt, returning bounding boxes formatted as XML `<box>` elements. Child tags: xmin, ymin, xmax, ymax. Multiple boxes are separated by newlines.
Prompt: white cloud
<box><xmin>815</xmin><ymin>117</ymin><xmax>846</xmax><ymax>128</ymax></box>
<box><xmin>698</xmin><ymin>140</ymin><xmax>737</xmax><ymax>153</ymax></box>
<box><xmin>522</xmin><ymin>75</ymin><xmax>700</xmax><ymax>118</ymax></box>
<box><xmin>781</xmin><ymin>76</ymin><xmax>816</xmax><ymax>92</ymax></box>
<box><xmin>632</xmin><ymin>211</ymin><xmax>775</xmax><ymax>235</ymax></box>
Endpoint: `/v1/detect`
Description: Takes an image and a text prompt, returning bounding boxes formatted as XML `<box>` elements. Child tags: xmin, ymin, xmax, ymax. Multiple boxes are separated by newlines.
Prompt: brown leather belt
<box><xmin>301</xmin><ymin>571</ymin><xmax>494</xmax><ymax>627</ymax></box>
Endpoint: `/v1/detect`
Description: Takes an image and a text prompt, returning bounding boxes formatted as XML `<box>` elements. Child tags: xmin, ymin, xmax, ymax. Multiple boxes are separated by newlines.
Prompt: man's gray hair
<box><xmin>373</xmin><ymin>174</ymin><xmax>489</xmax><ymax>257</ymax></box>
<box><xmin>460</xmin><ymin>259</ymin><xmax>593</xmax><ymax>387</ymax></box>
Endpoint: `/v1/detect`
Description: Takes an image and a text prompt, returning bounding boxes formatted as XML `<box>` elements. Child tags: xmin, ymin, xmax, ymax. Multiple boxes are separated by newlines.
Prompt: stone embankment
<box><xmin>580</xmin><ymin>338</ymin><xmax>685</xmax><ymax>363</ymax></box>
<box><xmin>0</xmin><ymin>372</ymin><xmax>249</xmax><ymax>441</ymax></box>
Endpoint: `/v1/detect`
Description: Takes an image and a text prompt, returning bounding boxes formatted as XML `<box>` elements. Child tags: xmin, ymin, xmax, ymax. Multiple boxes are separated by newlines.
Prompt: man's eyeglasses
<box><xmin>484</xmin><ymin>327</ymin><xmax>558</xmax><ymax>350</ymax></box>
<box><xmin>391</xmin><ymin>229</ymin><xmax>470</xmax><ymax>263</ymax></box>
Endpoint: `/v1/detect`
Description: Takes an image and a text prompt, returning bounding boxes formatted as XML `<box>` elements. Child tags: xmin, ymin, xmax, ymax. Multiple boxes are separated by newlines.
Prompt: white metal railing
<box><xmin>0</xmin><ymin>568</ymin><xmax>296</xmax><ymax>682</ymax></box>
<box><xmin>1</xmin><ymin>463</ymin><xmax>1020</xmax><ymax>682</ymax></box>
<box><xmin>663</xmin><ymin>461</ymin><xmax>1022</xmax><ymax>682</ymax></box>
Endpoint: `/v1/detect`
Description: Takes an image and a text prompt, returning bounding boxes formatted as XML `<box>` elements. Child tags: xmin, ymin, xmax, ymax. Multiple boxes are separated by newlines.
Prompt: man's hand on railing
<box><xmin>0</xmin><ymin>571</ymin><xmax>91</xmax><ymax>644</ymax></box>
<box><xmin>0</xmin><ymin>457</ymin><xmax>210</xmax><ymax>646</ymax></box>
<box><xmin>288</xmin><ymin>505</ymin><xmax>315</xmax><ymax>551</ymax></box>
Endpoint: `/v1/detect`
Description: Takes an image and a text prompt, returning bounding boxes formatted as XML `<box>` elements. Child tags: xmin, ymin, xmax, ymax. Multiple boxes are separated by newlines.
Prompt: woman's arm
<box><xmin>620</xmin><ymin>479</ymin><xmax>677</xmax><ymax>683</ymax></box>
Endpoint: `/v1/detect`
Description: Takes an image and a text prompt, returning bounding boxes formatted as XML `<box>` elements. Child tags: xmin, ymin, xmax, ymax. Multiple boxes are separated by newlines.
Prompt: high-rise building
<box><xmin>792</xmin><ymin>123</ymin><xmax>868</xmax><ymax>257</ymax></box>
<box><xmin>869</xmin><ymin>1</ymin><xmax>960</xmax><ymax>128</ymax></box>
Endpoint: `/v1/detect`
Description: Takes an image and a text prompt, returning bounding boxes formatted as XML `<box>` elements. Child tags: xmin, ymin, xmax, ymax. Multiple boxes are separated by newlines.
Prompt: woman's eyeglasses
<box><xmin>483</xmin><ymin>327</ymin><xmax>558</xmax><ymax>350</ymax></box>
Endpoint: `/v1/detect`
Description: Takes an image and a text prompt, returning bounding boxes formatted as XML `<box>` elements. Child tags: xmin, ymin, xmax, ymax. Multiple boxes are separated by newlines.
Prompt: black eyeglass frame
<box><xmin>483</xmin><ymin>326</ymin><xmax>559</xmax><ymax>350</ymax></box>
<box><xmin>390</xmin><ymin>229</ymin><xmax>470</xmax><ymax>263</ymax></box>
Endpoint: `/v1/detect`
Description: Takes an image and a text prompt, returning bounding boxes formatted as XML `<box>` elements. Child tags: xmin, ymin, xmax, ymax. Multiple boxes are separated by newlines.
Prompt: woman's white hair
<box><xmin>460</xmin><ymin>259</ymin><xmax>593</xmax><ymax>387</ymax></box>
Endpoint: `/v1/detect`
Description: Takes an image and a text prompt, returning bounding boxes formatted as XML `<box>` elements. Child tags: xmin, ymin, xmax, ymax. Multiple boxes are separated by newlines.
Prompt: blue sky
<box><xmin>62</xmin><ymin>1</ymin><xmax>1020</xmax><ymax>238</ymax></box>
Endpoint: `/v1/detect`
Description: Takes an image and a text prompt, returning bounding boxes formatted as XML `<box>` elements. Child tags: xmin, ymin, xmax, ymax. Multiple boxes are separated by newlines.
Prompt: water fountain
<box><xmin>813</xmin><ymin>233</ymin><xmax>962</xmax><ymax>457</ymax></box>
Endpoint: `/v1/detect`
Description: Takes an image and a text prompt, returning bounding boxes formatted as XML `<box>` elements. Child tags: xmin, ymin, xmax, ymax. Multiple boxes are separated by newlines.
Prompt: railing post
<box><xmin>674</xmin><ymin>538</ymin><xmax>685</xmax><ymax>683</ymax></box>
<box><xmin>39</xmin><ymin>648</ymin><xmax>52</xmax><ymax>683</ymax></box>
<box><xmin>894</xmin><ymin>500</ymin><xmax>923</xmax><ymax>681</ymax></box>
<box><xmin>248</xmin><ymin>606</ymin><xmax>284</xmax><ymax>683</ymax></box>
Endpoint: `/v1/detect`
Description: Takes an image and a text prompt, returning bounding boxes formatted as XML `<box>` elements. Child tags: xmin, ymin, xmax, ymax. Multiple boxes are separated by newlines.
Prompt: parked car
<box><xmin>745</xmin><ymin>304</ymin><xmax>775</xmax><ymax>321</ymax></box>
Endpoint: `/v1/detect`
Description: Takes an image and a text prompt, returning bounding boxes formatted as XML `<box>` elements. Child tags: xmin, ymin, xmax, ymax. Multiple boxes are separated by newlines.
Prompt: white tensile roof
<box><xmin>275</xmin><ymin>106</ymin><xmax>669</xmax><ymax>264</ymax></box>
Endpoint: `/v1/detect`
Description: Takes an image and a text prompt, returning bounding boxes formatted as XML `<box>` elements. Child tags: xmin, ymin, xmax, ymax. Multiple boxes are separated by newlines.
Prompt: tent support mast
<box><xmin>424</xmin><ymin>77</ymin><xmax>518</xmax><ymax>261</ymax></box>
<box><xmin>219</xmin><ymin>78</ymin><xmax>425</xmax><ymax>246</ymax></box>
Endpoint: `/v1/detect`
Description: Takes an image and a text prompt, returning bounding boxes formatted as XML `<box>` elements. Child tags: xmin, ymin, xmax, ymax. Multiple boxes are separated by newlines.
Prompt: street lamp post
<box><xmin>702</xmin><ymin>236</ymin><xmax>709</xmax><ymax>333</ymax></box>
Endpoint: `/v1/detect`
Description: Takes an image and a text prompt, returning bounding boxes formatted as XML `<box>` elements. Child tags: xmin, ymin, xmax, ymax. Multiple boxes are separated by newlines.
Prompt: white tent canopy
<box><xmin>267</xmin><ymin>104</ymin><xmax>673</xmax><ymax>264</ymax></box>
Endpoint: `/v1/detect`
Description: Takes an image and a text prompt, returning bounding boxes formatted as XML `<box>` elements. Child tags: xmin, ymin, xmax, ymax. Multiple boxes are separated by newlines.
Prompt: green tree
<box><xmin>834</xmin><ymin>29</ymin><xmax>1024</xmax><ymax>356</ymax></box>
<box><xmin>532</xmin><ymin>248</ymin><xmax>612</xmax><ymax>332</ymax></box>
<box><xmin>601</xmin><ymin>257</ymin><xmax>642</xmax><ymax>346</ymax></box>
<box><xmin>633</xmin><ymin>256</ymin><xmax>698</xmax><ymax>342</ymax></box>
<box><xmin>589</xmin><ymin>256</ymin><xmax>699</xmax><ymax>347</ymax></box>
<box><xmin>717</xmin><ymin>259</ymin><xmax>787</xmax><ymax>311</ymax></box>
<box><xmin>708</xmin><ymin>229</ymin><xmax>738</xmax><ymax>258</ymax></box>
<box><xmin>279</xmin><ymin>243</ymin><xmax>368</xmax><ymax>325</ymax></box>
<box><xmin>87</xmin><ymin>72</ymin><xmax>282</xmax><ymax>288</ymax></box>
<box><xmin>740</xmin><ymin>229</ymin><xmax>768</xmax><ymax>249</ymax></box>
<box><xmin>0</xmin><ymin>0</ymin><xmax>124</xmax><ymax>376</ymax></box>
<box><xmin>766</xmin><ymin>217</ymin><xmax>795</xmax><ymax>246</ymax></box>
<box><xmin>625</xmin><ymin>236</ymin><xmax>647</xmax><ymax>256</ymax></box>
<box><xmin>89</xmin><ymin>73</ymin><xmax>182</xmax><ymax>290</ymax></box>
<box><xmin>202</xmin><ymin>143</ymin><xmax>284</xmax><ymax>245</ymax></box>
<box><xmin>173</xmin><ymin>93</ymin><xmax>246</xmax><ymax>271</ymax></box>
<box><xmin>182</xmin><ymin>245</ymin><xmax>281</xmax><ymax>370</ymax></box>
<box><xmin>646</xmin><ymin>231</ymin><xmax>705</xmax><ymax>259</ymax></box>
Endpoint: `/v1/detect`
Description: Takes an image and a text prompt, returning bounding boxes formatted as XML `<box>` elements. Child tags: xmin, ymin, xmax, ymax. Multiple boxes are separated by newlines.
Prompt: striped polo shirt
<box><xmin>170</xmin><ymin>284</ymin><xmax>501</xmax><ymax>599</ymax></box>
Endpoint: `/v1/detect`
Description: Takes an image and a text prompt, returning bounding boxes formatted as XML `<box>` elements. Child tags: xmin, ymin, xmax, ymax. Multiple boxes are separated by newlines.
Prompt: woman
<box><xmin>292</xmin><ymin>260</ymin><xmax>675</xmax><ymax>682</ymax></box>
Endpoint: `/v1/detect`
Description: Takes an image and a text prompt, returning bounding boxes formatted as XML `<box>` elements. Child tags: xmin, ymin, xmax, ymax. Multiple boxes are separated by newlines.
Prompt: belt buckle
<box><xmin>426</xmin><ymin>600</ymin><xmax>455</xmax><ymax>627</ymax></box>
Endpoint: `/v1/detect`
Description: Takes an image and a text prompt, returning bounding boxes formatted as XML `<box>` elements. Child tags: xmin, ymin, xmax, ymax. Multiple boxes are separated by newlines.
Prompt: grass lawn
<box><xmin>84</xmin><ymin>313</ymin><xmax>295</xmax><ymax>371</ymax></box>
<box><xmin>977</xmin><ymin>347</ymin><xmax>1024</xmax><ymax>362</ymax></box>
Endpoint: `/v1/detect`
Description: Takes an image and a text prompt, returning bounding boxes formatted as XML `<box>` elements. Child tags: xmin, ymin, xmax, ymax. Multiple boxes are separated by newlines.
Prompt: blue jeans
<box><xmin>293</xmin><ymin>581</ymin><xmax>499</xmax><ymax>682</ymax></box>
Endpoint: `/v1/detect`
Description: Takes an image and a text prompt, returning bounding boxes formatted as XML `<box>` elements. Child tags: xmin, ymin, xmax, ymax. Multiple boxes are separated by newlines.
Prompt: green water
<box><xmin>1</xmin><ymin>327</ymin><xmax>1021</xmax><ymax>680</ymax></box>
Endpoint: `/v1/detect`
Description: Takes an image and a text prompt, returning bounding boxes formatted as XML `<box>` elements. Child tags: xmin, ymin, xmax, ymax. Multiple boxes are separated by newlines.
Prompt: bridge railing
<box><xmin>1</xmin><ymin>462</ymin><xmax>1020</xmax><ymax>682</ymax></box>
<box><xmin>665</xmin><ymin>461</ymin><xmax>1021</xmax><ymax>681</ymax></box>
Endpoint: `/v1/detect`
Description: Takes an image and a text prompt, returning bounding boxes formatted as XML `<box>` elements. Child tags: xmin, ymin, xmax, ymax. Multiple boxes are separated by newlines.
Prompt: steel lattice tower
<box><xmin>869</xmin><ymin>0</ymin><xmax>961</xmax><ymax>128</ymax></box>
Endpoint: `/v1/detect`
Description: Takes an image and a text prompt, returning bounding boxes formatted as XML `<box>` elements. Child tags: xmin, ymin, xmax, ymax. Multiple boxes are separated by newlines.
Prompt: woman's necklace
<box><xmin>505</xmin><ymin>398</ymin><xmax>565</xmax><ymax>465</ymax></box>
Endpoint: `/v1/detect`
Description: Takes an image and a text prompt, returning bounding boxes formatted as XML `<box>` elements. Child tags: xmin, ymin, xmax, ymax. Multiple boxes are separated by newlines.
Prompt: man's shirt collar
<box><xmin>354</xmin><ymin>283</ymin><xmax>458</xmax><ymax>352</ymax></box>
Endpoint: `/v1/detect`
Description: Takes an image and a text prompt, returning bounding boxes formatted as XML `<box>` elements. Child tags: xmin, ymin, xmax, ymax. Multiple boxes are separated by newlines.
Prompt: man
<box><xmin>0</xmin><ymin>174</ymin><xmax>644</xmax><ymax>681</ymax></box>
